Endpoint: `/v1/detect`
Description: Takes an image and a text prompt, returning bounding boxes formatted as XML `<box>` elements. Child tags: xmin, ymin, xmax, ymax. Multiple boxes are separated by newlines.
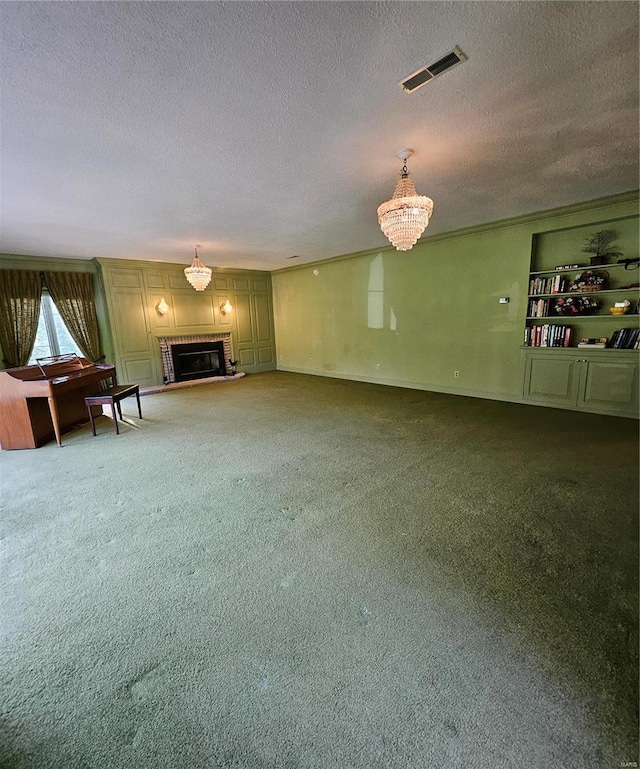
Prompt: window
<box><xmin>29</xmin><ymin>293</ymin><xmax>82</xmax><ymax>364</ymax></box>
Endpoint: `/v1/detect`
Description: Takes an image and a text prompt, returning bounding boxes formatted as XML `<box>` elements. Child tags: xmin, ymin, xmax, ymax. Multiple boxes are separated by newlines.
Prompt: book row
<box><xmin>608</xmin><ymin>328</ymin><xmax>640</xmax><ymax>350</ymax></box>
<box><xmin>529</xmin><ymin>275</ymin><xmax>567</xmax><ymax>296</ymax></box>
<box><xmin>524</xmin><ymin>325</ymin><xmax>572</xmax><ymax>348</ymax></box>
<box><xmin>528</xmin><ymin>298</ymin><xmax>552</xmax><ymax>317</ymax></box>
<box><xmin>525</xmin><ymin>326</ymin><xmax>640</xmax><ymax>349</ymax></box>
<box><xmin>528</xmin><ymin>295</ymin><xmax>607</xmax><ymax>317</ymax></box>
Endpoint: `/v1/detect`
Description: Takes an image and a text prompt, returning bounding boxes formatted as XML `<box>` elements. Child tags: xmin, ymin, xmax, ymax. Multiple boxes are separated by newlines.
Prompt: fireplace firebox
<box><xmin>171</xmin><ymin>341</ymin><xmax>226</xmax><ymax>382</ymax></box>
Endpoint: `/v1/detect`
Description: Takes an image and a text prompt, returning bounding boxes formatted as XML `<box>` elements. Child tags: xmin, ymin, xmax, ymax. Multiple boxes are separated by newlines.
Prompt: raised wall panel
<box><xmin>172</xmin><ymin>292</ymin><xmax>215</xmax><ymax>328</ymax></box>
<box><xmin>145</xmin><ymin>273</ymin><xmax>167</xmax><ymax>290</ymax></box>
<box><xmin>169</xmin><ymin>274</ymin><xmax>191</xmax><ymax>289</ymax></box>
<box><xmin>234</xmin><ymin>294</ymin><xmax>253</xmax><ymax>343</ymax></box>
<box><xmin>111</xmin><ymin>289</ymin><xmax>151</xmax><ymax>355</ymax></box>
<box><xmin>99</xmin><ymin>260</ymin><xmax>275</xmax><ymax>384</ymax></box>
<box><xmin>121</xmin><ymin>358</ymin><xmax>156</xmax><ymax>386</ymax></box>
<box><xmin>253</xmin><ymin>294</ymin><xmax>272</xmax><ymax>342</ymax></box>
<box><xmin>239</xmin><ymin>348</ymin><xmax>255</xmax><ymax>366</ymax></box>
<box><xmin>258</xmin><ymin>346</ymin><xmax>273</xmax><ymax>364</ymax></box>
<box><xmin>110</xmin><ymin>270</ymin><xmax>144</xmax><ymax>289</ymax></box>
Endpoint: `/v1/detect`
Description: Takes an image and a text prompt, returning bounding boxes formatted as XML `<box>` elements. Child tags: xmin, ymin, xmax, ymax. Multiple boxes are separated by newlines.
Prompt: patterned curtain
<box><xmin>0</xmin><ymin>270</ymin><xmax>42</xmax><ymax>367</ymax></box>
<box><xmin>44</xmin><ymin>271</ymin><xmax>102</xmax><ymax>362</ymax></box>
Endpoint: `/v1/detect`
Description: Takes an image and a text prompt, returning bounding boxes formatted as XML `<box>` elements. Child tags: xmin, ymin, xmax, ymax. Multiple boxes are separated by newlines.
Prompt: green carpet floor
<box><xmin>1</xmin><ymin>371</ymin><xmax>638</xmax><ymax>768</ymax></box>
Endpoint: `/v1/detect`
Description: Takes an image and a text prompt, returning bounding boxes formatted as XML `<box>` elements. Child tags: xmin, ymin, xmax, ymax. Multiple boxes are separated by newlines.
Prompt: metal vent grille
<box><xmin>401</xmin><ymin>69</ymin><xmax>433</xmax><ymax>92</ymax></box>
<box><xmin>399</xmin><ymin>46</ymin><xmax>467</xmax><ymax>93</ymax></box>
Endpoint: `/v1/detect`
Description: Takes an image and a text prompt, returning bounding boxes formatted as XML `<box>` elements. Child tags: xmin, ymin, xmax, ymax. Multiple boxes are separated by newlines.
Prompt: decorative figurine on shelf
<box><xmin>228</xmin><ymin>359</ymin><xmax>237</xmax><ymax>375</ymax></box>
<box><xmin>609</xmin><ymin>300</ymin><xmax>631</xmax><ymax>316</ymax></box>
<box><xmin>581</xmin><ymin>229</ymin><xmax>622</xmax><ymax>266</ymax></box>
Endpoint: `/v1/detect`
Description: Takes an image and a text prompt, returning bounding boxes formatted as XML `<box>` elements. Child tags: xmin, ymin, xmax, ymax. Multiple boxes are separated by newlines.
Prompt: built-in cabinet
<box><xmin>523</xmin><ymin>349</ymin><xmax>639</xmax><ymax>417</ymax></box>
<box><xmin>525</xmin><ymin>215</ymin><xmax>639</xmax><ymax>349</ymax></box>
<box><xmin>97</xmin><ymin>259</ymin><xmax>275</xmax><ymax>387</ymax></box>
<box><xmin>522</xmin><ymin>213</ymin><xmax>639</xmax><ymax>418</ymax></box>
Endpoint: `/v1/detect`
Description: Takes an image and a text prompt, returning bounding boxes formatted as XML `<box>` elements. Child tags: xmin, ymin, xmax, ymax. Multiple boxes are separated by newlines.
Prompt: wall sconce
<box><xmin>220</xmin><ymin>300</ymin><xmax>233</xmax><ymax>315</ymax></box>
<box><xmin>156</xmin><ymin>297</ymin><xmax>169</xmax><ymax>316</ymax></box>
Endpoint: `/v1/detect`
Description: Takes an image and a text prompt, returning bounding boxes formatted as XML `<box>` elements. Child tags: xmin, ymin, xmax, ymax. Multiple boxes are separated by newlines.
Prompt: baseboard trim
<box><xmin>275</xmin><ymin>366</ymin><xmax>522</xmax><ymax>405</ymax></box>
<box><xmin>140</xmin><ymin>372</ymin><xmax>246</xmax><ymax>394</ymax></box>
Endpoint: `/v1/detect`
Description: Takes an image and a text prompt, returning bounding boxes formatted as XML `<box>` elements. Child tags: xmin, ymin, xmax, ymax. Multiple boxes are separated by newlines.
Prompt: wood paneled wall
<box><xmin>97</xmin><ymin>259</ymin><xmax>275</xmax><ymax>387</ymax></box>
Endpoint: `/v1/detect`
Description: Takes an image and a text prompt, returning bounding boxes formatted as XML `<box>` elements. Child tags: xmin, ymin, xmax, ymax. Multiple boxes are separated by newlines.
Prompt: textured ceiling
<box><xmin>0</xmin><ymin>1</ymin><xmax>638</xmax><ymax>271</ymax></box>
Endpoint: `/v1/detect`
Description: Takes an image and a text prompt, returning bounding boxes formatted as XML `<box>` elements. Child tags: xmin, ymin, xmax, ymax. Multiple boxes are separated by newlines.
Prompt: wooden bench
<box><xmin>84</xmin><ymin>384</ymin><xmax>142</xmax><ymax>436</ymax></box>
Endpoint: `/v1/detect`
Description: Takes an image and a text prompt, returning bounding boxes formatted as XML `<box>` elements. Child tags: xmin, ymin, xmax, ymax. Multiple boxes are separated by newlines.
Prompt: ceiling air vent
<box><xmin>399</xmin><ymin>46</ymin><xmax>467</xmax><ymax>94</ymax></box>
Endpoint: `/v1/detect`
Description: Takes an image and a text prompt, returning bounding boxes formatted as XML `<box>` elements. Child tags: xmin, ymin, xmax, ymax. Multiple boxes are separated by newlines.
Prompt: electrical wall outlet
<box><xmin>376</xmin><ymin>363</ymin><xmax>381</xmax><ymax>370</ymax></box>
<box><xmin>454</xmin><ymin>370</ymin><xmax>459</xmax><ymax>378</ymax></box>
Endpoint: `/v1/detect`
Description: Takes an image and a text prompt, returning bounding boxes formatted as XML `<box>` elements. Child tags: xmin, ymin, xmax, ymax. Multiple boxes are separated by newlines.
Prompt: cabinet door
<box><xmin>523</xmin><ymin>353</ymin><xmax>580</xmax><ymax>406</ymax></box>
<box><xmin>579</xmin><ymin>358</ymin><xmax>639</xmax><ymax>417</ymax></box>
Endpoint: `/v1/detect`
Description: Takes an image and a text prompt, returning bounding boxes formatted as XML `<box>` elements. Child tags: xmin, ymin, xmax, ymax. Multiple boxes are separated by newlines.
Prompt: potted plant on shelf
<box><xmin>581</xmin><ymin>230</ymin><xmax>622</xmax><ymax>266</ymax></box>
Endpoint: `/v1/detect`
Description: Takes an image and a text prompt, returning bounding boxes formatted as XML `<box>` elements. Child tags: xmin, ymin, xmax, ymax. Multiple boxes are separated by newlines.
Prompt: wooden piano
<box><xmin>0</xmin><ymin>354</ymin><xmax>116</xmax><ymax>449</ymax></box>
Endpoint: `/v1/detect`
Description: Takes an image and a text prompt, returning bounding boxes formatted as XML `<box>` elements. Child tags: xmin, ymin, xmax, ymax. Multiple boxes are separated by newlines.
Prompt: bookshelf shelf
<box><xmin>525</xmin><ymin>220</ymin><xmax>639</xmax><ymax>350</ymax></box>
<box><xmin>526</xmin><ymin>315</ymin><xmax>637</xmax><ymax>321</ymax></box>
<box><xmin>522</xmin><ymin>214</ymin><xmax>639</xmax><ymax>418</ymax></box>
<box><xmin>528</xmin><ymin>288</ymin><xmax>638</xmax><ymax>299</ymax></box>
<box><xmin>529</xmin><ymin>262</ymin><xmax>638</xmax><ymax>276</ymax></box>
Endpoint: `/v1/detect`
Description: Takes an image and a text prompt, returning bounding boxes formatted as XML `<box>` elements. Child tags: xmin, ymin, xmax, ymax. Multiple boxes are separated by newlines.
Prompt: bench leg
<box><xmin>134</xmin><ymin>388</ymin><xmax>142</xmax><ymax>419</ymax></box>
<box><xmin>111</xmin><ymin>401</ymin><xmax>120</xmax><ymax>435</ymax></box>
<box><xmin>87</xmin><ymin>404</ymin><xmax>97</xmax><ymax>436</ymax></box>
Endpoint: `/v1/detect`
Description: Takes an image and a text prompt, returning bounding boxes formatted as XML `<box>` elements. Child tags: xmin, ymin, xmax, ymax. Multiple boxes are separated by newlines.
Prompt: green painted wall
<box><xmin>272</xmin><ymin>192</ymin><xmax>639</xmax><ymax>403</ymax></box>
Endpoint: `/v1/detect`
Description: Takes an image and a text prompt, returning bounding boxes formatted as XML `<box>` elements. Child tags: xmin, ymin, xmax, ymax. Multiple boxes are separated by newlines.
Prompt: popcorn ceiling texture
<box><xmin>0</xmin><ymin>2</ymin><xmax>638</xmax><ymax>269</ymax></box>
<box><xmin>0</xmin><ymin>372</ymin><xmax>637</xmax><ymax>768</ymax></box>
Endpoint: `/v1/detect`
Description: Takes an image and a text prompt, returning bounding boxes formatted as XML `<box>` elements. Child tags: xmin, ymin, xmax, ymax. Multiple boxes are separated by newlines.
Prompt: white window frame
<box><xmin>29</xmin><ymin>292</ymin><xmax>82</xmax><ymax>364</ymax></box>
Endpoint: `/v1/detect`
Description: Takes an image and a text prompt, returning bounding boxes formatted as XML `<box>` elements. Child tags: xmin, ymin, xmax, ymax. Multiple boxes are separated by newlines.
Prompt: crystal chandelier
<box><xmin>184</xmin><ymin>245</ymin><xmax>212</xmax><ymax>291</ymax></box>
<box><xmin>377</xmin><ymin>148</ymin><xmax>434</xmax><ymax>251</ymax></box>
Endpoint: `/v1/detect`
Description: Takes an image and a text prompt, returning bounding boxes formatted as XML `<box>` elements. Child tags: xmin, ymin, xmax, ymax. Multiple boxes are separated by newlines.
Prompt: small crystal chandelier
<box><xmin>184</xmin><ymin>245</ymin><xmax>212</xmax><ymax>291</ymax></box>
<box><xmin>377</xmin><ymin>148</ymin><xmax>434</xmax><ymax>251</ymax></box>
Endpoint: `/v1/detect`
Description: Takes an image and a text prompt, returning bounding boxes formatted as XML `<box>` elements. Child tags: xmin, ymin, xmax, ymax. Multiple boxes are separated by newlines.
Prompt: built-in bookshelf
<box><xmin>525</xmin><ymin>216</ymin><xmax>640</xmax><ymax>349</ymax></box>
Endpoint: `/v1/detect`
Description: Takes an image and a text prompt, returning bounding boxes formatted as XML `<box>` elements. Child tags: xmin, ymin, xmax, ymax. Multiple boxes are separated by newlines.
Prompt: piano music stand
<box><xmin>36</xmin><ymin>353</ymin><xmax>86</xmax><ymax>378</ymax></box>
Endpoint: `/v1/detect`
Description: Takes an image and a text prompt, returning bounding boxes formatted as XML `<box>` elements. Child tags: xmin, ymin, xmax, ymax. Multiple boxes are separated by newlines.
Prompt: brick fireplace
<box><xmin>158</xmin><ymin>334</ymin><xmax>233</xmax><ymax>384</ymax></box>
